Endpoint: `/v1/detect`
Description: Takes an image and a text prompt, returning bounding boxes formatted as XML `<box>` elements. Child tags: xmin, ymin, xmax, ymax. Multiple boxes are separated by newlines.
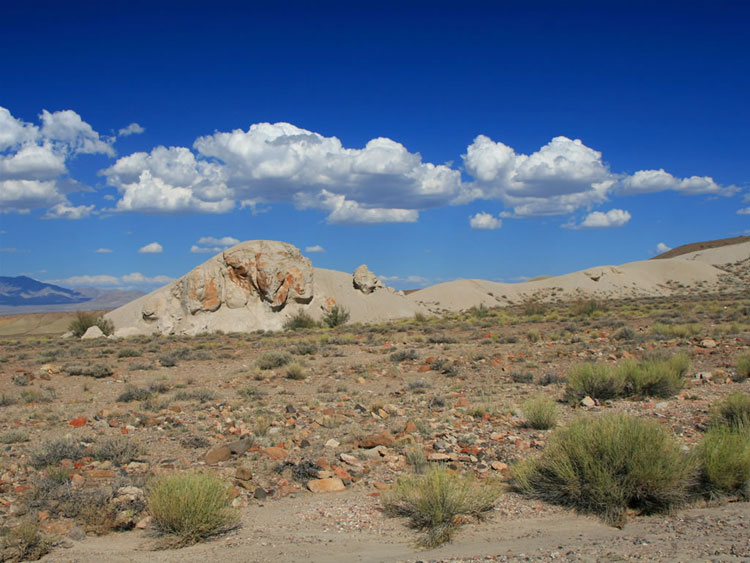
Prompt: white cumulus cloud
<box><xmin>138</xmin><ymin>242</ymin><xmax>163</xmax><ymax>253</ymax></box>
<box><xmin>118</xmin><ymin>123</ymin><xmax>145</xmax><ymax>137</ymax></box>
<box><xmin>656</xmin><ymin>242</ymin><xmax>672</xmax><ymax>254</ymax></box>
<box><xmin>567</xmin><ymin>208</ymin><xmax>632</xmax><ymax>229</ymax></box>
<box><xmin>305</xmin><ymin>245</ymin><xmax>325</xmax><ymax>253</ymax></box>
<box><xmin>738</xmin><ymin>207</ymin><xmax>750</xmax><ymax>215</ymax></box>
<box><xmin>190</xmin><ymin>236</ymin><xmax>240</xmax><ymax>253</ymax></box>
<box><xmin>51</xmin><ymin>272</ymin><xmax>174</xmax><ymax>288</ymax></box>
<box><xmin>0</xmin><ymin>106</ymin><xmax>113</xmax><ymax>216</ymax></box>
<box><xmin>469</xmin><ymin>211</ymin><xmax>502</xmax><ymax>230</ymax></box>
<box><xmin>94</xmin><ymin>248</ymin><xmax>113</xmax><ymax>253</ymax></box>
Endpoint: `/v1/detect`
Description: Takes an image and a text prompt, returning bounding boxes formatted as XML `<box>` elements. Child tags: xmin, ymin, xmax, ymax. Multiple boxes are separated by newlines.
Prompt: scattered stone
<box><xmin>235</xmin><ymin>466</ymin><xmax>253</xmax><ymax>481</ymax></box>
<box><xmin>358</xmin><ymin>430</ymin><xmax>394</xmax><ymax>448</ymax></box>
<box><xmin>700</xmin><ymin>338</ymin><xmax>717</xmax><ymax>349</ymax></box>
<box><xmin>427</xmin><ymin>453</ymin><xmax>451</xmax><ymax>461</ymax></box>
<box><xmin>262</xmin><ymin>446</ymin><xmax>288</xmax><ymax>460</ymax></box>
<box><xmin>307</xmin><ymin>477</ymin><xmax>346</xmax><ymax>493</ymax></box>
<box><xmin>580</xmin><ymin>396</ymin><xmax>596</xmax><ymax>408</ymax></box>
<box><xmin>205</xmin><ymin>446</ymin><xmax>232</xmax><ymax>464</ymax></box>
<box><xmin>227</xmin><ymin>437</ymin><xmax>253</xmax><ymax>455</ymax></box>
<box><xmin>81</xmin><ymin>325</ymin><xmax>105</xmax><ymax>340</ymax></box>
<box><xmin>325</xmin><ymin>438</ymin><xmax>340</xmax><ymax>448</ymax></box>
<box><xmin>352</xmin><ymin>264</ymin><xmax>385</xmax><ymax>294</ymax></box>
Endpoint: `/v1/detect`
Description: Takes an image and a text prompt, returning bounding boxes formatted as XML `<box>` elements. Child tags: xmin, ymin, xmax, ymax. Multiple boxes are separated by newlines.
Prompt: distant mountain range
<box><xmin>0</xmin><ymin>276</ymin><xmax>145</xmax><ymax>314</ymax></box>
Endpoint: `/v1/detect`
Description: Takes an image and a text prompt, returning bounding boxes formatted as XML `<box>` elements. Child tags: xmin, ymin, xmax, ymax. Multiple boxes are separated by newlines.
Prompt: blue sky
<box><xmin>1</xmin><ymin>1</ymin><xmax>748</xmax><ymax>290</ymax></box>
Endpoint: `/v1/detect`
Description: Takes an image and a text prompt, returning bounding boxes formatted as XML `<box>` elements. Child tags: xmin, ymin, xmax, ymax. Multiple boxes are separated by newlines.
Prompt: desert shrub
<box><xmin>117</xmin><ymin>348</ymin><xmax>141</xmax><ymax>358</ymax></box>
<box><xmin>613</xmin><ymin>327</ymin><xmax>636</xmax><ymax>341</ymax></box>
<box><xmin>405</xmin><ymin>446</ymin><xmax>428</xmax><ymax>474</ymax></box>
<box><xmin>618</xmin><ymin>354</ymin><xmax>689</xmax><ymax>398</ymax></box>
<box><xmin>511</xmin><ymin>371</ymin><xmax>533</xmax><ymax>384</ymax></box>
<box><xmin>257</xmin><ymin>351</ymin><xmax>292</xmax><ymax>370</ymax></box>
<box><xmin>537</xmin><ymin>372</ymin><xmax>566</xmax><ymax>386</ymax></box>
<box><xmin>285</xmin><ymin>362</ymin><xmax>306</xmax><ymax>380</ymax></box>
<box><xmin>522</xmin><ymin>299</ymin><xmax>545</xmax><ymax>316</ymax></box>
<box><xmin>290</xmin><ymin>341</ymin><xmax>318</xmax><ymax>355</ymax></box>
<box><xmin>383</xmin><ymin>465</ymin><xmax>501</xmax><ymax>547</ymax></box>
<box><xmin>512</xmin><ymin>414</ymin><xmax>694</xmax><ymax>526</ymax></box>
<box><xmin>696</xmin><ymin>426</ymin><xmax>750</xmax><ymax>499</ymax></box>
<box><xmin>68</xmin><ymin>311</ymin><xmax>114</xmax><ymax>338</ymax></box>
<box><xmin>526</xmin><ymin>329</ymin><xmax>541</xmax><ymax>343</ymax></box>
<box><xmin>65</xmin><ymin>363</ymin><xmax>113</xmax><ymax>378</ymax></box>
<box><xmin>734</xmin><ymin>354</ymin><xmax>750</xmax><ymax>382</ymax></box>
<box><xmin>147</xmin><ymin>471</ymin><xmax>240</xmax><ymax>547</ymax></box>
<box><xmin>93</xmin><ymin>437</ymin><xmax>142</xmax><ymax>466</ymax></box>
<box><xmin>322</xmin><ymin>305</ymin><xmax>350</xmax><ymax>328</ymax></box>
<box><xmin>0</xmin><ymin>394</ymin><xmax>17</xmax><ymax>407</ymax></box>
<box><xmin>19</xmin><ymin>389</ymin><xmax>56</xmax><ymax>403</ymax></box>
<box><xmin>1</xmin><ymin>519</ymin><xmax>52</xmax><ymax>562</ymax></box>
<box><xmin>173</xmin><ymin>389</ymin><xmax>217</xmax><ymax>403</ymax></box>
<box><xmin>651</xmin><ymin>322</ymin><xmax>702</xmax><ymax>339</ymax></box>
<box><xmin>116</xmin><ymin>386</ymin><xmax>153</xmax><ymax>403</ymax></box>
<box><xmin>521</xmin><ymin>396</ymin><xmax>558</xmax><ymax>429</ymax></box>
<box><xmin>710</xmin><ymin>392</ymin><xmax>750</xmax><ymax>431</ymax></box>
<box><xmin>468</xmin><ymin>304</ymin><xmax>489</xmax><ymax>318</ymax></box>
<box><xmin>390</xmin><ymin>349</ymin><xmax>418</xmax><ymax>362</ymax></box>
<box><xmin>31</xmin><ymin>437</ymin><xmax>84</xmax><ymax>468</ymax></box>
<box><xmin>159</xmin><ymin>352</ymin><xmax>179</xmax><ymax>367</ymax></box>
<box><xmin>565</xmin><ymin>363</ymin><xmax>625</xmax><ymax>403</ymax></box>
<box><xmin>283</xmin><ymin>310</ymin><xmax>318</xmax><ymax>330</ymax></box>
<box><xmin>571</xmin><ymin>298</ymin><xmax>606</xmax><ymax>317</ymax></box>
<box><xmin>0</xmin><ymin>429</ymin><xmax>29</xmax><ymax>444</ymax></box>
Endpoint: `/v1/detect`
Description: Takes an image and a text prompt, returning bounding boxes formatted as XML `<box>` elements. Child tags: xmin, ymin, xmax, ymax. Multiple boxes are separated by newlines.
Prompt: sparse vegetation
<box><xmin>68</xmin><ymin>311</ymin><xmax>114</xmax><ymax>338</ymax></box>
<box><xmin>390</xmin><ymin>349</ymin><xmax>418</xmax><ymax>362</ymax></box>
<box><xmin>512</xmin><ymin>414</ymin><xmax>694</xmax><ymax>526</ymax></box>
<box><xmin>1</xmin><ymin>519</ymin><xmax>52</xmax><ymax>562</ymax></box>
<box><xmin>322</xmin><ymin>305</ymin><xmax>350</xmax><ymax>327</ymax></box>
<box><xmin>383</xmin><ymin>465</ymin><xmax>501</xmax><ymax>547</ymax></box>
<box><xmin>521</xmin><ymin>396</ymin><xmax>558</xmax><ymax>429</ymax></box>
<box><xmin>257</xmin><ymin>351</ymin><xmax>293</xmax><ymax>369</ymax></box>
<box><xmin>283</xmin><ymin>310</ymin><xmax>318</xmax><ymax>330</ymax></box>
<box><xmin>30</xmin><ymin>437</ymin><xmax>84</xmax><ymax>468</ymax></box>
<box><xmin>147</xmin><ymin>471</ymin><xmax>240</xmax><ymax>547</ymax></box>
<box><xmin>710</xmin><ymin>392</ymin><xmax>750</xmax><ymax>430</ymax></box>
<box><xmin>285</xmin><ymin>362</ymin><xmax>306</xmax><ymax>380</ymax></box>
<box><xmin>696</xmin><ymin>426</ymin><xmax>750</xmax><ymax>499</ymax></box>
<box><xmin>565</xmin><ymin>363</ymin><xmax>625</xmax><ymax>403</ymax></box>
<box><xmin>734</xmin><ymin>354</ymin><xmax>750</xmax><ymax>382</ymax></box>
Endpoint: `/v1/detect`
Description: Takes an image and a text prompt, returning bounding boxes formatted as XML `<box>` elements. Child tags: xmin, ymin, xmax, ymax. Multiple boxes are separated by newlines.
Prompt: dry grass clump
<box><xmin>285</xmin><ymin>362</ymin><xmax>306</xmax><ymax>380</ymax></box>
<box><xmin>521</xmin><ymin>396</ymin><xmax>558</xmax><ymax>430</ymax></box>
<box><xmin>383</xmin><ymin>465</ymin><xmax>501</xmax><ymax>547</ymax></box>
<box><xmin>696</xmin><ymin>426</ymin><xmax>750</xmax><ymax>500</ymax></box>
<box><xmin>709</xmin><ymin>392</ymin><xmax>750</xmax><ymax>431</ymax></box>
<box><xmin>256</xmin><ymin>351</ymin><xmax>292</xmax><ymax>370</ymax></box>
<box><xmin>30</xmin><ymin>437</ymin><xmax>84</xmax><ymax>468</ymax></box>
<box><xmin>512</xmin><ymin>413</ymin><xmax>694</xmax><ymax>527</ymax></box>
<box><xmin>734</xmin><ymin>354</ymin><xmax>750</xmax><ymax>382</ymax></box>
<box><xmin>93</xmin><ymin>437</ymin><xmax>143</xmax><ymax>466</ymax></box>
<box><xmin>565</xmin><ymin>363</ymin><xmax>624</xmax><ymax>403</ymax></box>
<box><xmin>650</xmin><ymin>322</ymin><xmax>702</xmax><ymax>339</ymax></box>
<box><xmin>1</xmin><ymin>519</ymin><xmax>52</xmax><ymax>562</ymax></box>
<box><xmin>147</xmin><ymin>471</ymin><xmax>240</xmax><ymax>547</ymax></box>
<box><xmin>283</xmin><ymin>310</ymin><xmax>318</xmax><ymax>330</ymax></box>
<box><xmin>64</xmin><ymin>362</ymin><xmax>113</xmax><ymax>378</ymax></box>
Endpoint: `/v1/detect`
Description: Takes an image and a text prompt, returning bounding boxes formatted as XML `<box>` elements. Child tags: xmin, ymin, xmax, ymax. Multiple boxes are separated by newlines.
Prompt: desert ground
<box><xmin>1</xmin><ymin>289</ymin><xmax>749</xmax><ymax>562</ymax></box>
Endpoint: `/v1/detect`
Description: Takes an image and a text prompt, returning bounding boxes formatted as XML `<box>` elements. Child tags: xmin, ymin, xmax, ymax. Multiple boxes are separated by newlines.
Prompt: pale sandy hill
<box><xmin>409</xmin><ymin>241</ymin><xmax>749</xmax><ymax>313</ymax></box>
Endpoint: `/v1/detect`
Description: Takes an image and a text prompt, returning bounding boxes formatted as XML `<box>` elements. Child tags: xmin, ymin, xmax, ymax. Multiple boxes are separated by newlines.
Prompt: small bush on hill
<box><xmin>512</xmin><ymin>413</ymin><xmax>694</xmax><ymax>526</ymax></box>
<box><xmin>383</xmin><ymin>465</ymin><xmax>501</xmax><ymax>547</ymax></box>
<box><xmin>696</xmin><ymin>426</ymin><xmax>750</xmax><ymax>499</ymax></box>
<box><xmin>521</xmin><ymin>396</ymin><xmax>559</xmax><ymax>430</ymax></box>
<box><xmin>257</xmin><ymin>351</ymin><xmax>292</xmax><ymax>370</ymax></box>
<box><xmin>710</xmin><ymin>392</ymin><xmax>750</xmax><ymax>431</ymax></box>
<box><xmin>68</xmin><ymin>311</ymin><xmax>114</xmax><ymax>338</ymax></box>
<box><xmin>322</xmin><ymin>305</ymin><xmax>350</xmax><ymax>328</ymax></box>
<box><xmin>148</xmin><ymin>471</ymin><xmax>240</xmax><ymax>547</ymax></box>
<box><xmin>565</xmin><ymin>363</ymin><xmax>625</xmax><ymax>403</ymax></box>
<box><xmin>283</xmin><ymin>310</ymin><xmax>318</xmax><ymax>330</ymax></box>
<box><xmin>734</xmin><ymin>354</ymin><xmax>750</xmax><ymax>382</ymax></box>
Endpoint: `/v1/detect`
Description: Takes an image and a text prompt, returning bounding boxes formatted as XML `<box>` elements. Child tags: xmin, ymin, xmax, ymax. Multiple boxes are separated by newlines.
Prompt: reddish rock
<box><xmin>88</xmin><ymin>469</ymin><xmax>116</xmax><ymax>479</ymax></box>
<box><xmin>358</xmin><ymin>430</ymin><xmax>394</xmax><ymax>448</ymax></box>
<box><xmin>417</xmin><ymin>364</ymin><xmax>432</xmax><ymax>373</ymax></box>
<box><xmin>69</xmin><ymin>416</ymin><xmax>87</xmax><ymax>428</ymax></box>
<box><xmin>262</xmin><ymin>446</ymin><xmax>288</xmax><ymax>460</ymax></box>
<box><xmin>235</xmin><ymin>466</ymin><xmax>253</xmax><ymax>481</ymax></box>
<box><xmin>307</xmin><ymin>477</ymin><xmax>346</xmax><ymax>493</ymax></box>
<box><xmin>205</xmin><ymin>446</ymin><xmax>232</xmax><ymax>464</ymax></box>
<box><xmin>332</xmin><ymin>465</ymin><xmax>353</xmax><ymax>482</ymax></box>
<box><xmin>404</xmin><ymin>421</ymin><xmax>417</xmax><ymax>434</ymax></box>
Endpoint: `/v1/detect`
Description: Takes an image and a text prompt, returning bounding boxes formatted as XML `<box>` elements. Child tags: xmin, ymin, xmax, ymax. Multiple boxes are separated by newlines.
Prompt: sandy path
<box><xmin>40</xmin><ymin>491</ymin><xmax>750</xmax><ymax>563</ymax></box>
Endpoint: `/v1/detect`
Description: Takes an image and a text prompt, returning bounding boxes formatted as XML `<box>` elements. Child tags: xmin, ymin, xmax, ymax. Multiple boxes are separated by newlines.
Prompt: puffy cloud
<box><xmin>656</xmin><ymin>242</ymin><xmax>672</xmax><ymax>254</ymax></box>
<box><xmin>738</xmin><ymin>207</ymin><xmax>750</xmax><ymax>215</ymax></box>
<box><xmin>101</xmin><ymin>146</ymin><xmax>234</xmax><ymax>214</ymax></box>
<box><xmin>618</xmin><ymin>169</ymin><xmax>732</xmax><ymax>195</ymax></box>
<box><xmin>197</xmin><ymin>236</ymin><xmax>239</xmax><ymax>246</ymax></box>
<box><xmin>463</xmin><ymin>135</ymin><xmax>736</xmax><ymax>217</ymax></box>
<box><xmin>0</xmin><ymin>106</ymin><xmax>113</xmax><ymax>216</ymax></box>
<box><xmin>94</xmin><ymin>248</ymin><xmax>113</xmax><ymax>253</ymax></box>
<box><xmin>469</xmin><ymin>211</ymin><xmax>502</xmax><ymax>230</ymax></box>
<box><xmin>572</xmin><ymin>209</ymin><xmax>632</xmax><ymax>229</ymax></box>
<box><xmin>305</xmin><ymin>245</ymin><xmax>325</xmax><ymax>253</ymax></box>
<box><xmin>379</xmin><ymin>274</ymin><xmax>430</xmax><ymax>287</ymax></box>
<box><xmin>190</xmin><ymin>235</ymin><xmax>240</xmax><ymax>254</ymax></box>
<box><xmin>118</xmin><ymin>123</ymin><xmax>145</xmax><ymax>137</ymax></box>
<box><xmin>43</xmin><ymin>202</ymin><xmax>95</xmax><ymax>219</ymax></box>
<box><xmin>103</xmin><ymin>122</ymin><xmax>459</xmax><ymax>223</ymax></box>
<box><xmin>138</xmin><ymin>242</ymin><xmax>163</xmax><ymax>253</ymax></box>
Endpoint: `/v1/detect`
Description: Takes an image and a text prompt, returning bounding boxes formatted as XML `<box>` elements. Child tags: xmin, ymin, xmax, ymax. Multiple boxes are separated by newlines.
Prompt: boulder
<box><xmin>81</xmin><ymin>325</ymin><xmax>105</xmax><ymax>340</ymax></box>
<box><xmin>353</xmin><ymin>264</ymin><xmax>384</xmax><ymax>294</ymax></box>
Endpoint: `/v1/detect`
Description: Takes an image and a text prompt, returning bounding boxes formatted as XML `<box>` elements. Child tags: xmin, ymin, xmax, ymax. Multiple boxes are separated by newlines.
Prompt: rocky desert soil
<box><xmin>1</xmin><ymin>293</ymin><xmax>749</xmax><ymax>562</ymax></box>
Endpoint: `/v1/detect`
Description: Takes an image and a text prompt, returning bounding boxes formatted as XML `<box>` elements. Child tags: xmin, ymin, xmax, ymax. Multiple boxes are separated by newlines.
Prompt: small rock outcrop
<box><xmin>352</xmin><ymin>264</ymin><xmax>384</xmax><ymax>294</ymax></box>
<box><xmin>81</xmin><ymin>325</ymin><xmax>105</xmax><ymax>340</ymax></box>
